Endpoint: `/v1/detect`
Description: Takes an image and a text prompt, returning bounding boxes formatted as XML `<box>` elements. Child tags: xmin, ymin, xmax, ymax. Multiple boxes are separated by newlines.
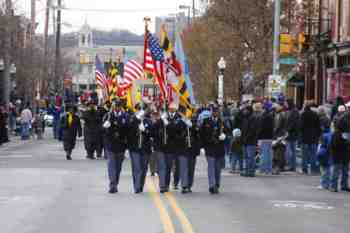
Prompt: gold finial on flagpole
<box><xmin>144</xmin><ymin>16</ymin><xmax>151</xmax><ymax>30</ymax></box>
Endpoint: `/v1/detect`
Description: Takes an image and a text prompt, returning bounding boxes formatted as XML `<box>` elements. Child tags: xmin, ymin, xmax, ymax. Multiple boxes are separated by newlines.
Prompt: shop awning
<box><xmin>286</xmin><ymin>71</ymin><xmax>304</xmax><ymax>87</ymax></box>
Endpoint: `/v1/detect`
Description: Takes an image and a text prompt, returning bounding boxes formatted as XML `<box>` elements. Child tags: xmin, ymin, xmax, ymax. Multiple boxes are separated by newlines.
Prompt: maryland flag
<box><xmin>160</xmin><ymin>25</ymin><xmax>194</xmax><ymax>118</ymax></box>
<box><xmin>105</xmin><ymin>60</ymin><xmax>119</xmax><ymax>101</ymax></box>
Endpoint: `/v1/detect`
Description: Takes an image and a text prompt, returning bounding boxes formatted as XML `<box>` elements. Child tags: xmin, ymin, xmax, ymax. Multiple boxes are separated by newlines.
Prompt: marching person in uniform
<box><xmin>160</xmin><ymin>102</ymin><xmax>188</xmax><ymax>193</ymax></box>
<box><xmin>127</xmin><ymin>104</ymin><xmax>153</xmax><ymax>193</ymax></box>
<box><xmin>102</xmin><ymin>99</ymin><xmax>128</xmax><ymax>193</ymax></box>
<box><xmin>61</xmin><ymin>104</ymin><xmax>82</xmax><ymax>160</ymax></box>
<box><xmin>186</xmin><ymin>111</ymin><xmax>201</xmax><ymax>192</ymax></box>
<box><xmin>82</xmin><ymin>101</ymin><xmax>104</xmax><ymax>159</ymax></box>
<box><xmin>200</xmin><ymin>106</ymin><xmax>228</xmax><ymax>194</ymax></box>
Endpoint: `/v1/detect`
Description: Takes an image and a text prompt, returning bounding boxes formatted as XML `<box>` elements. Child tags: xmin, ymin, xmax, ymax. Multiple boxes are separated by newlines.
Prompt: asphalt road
<box><xmin>0</xmin><ymin>131</ymin><xmax>349</xmax><ymax>233</ymax></box>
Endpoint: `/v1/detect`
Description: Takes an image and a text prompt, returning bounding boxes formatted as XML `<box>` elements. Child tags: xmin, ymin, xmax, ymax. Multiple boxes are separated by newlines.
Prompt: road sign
<box><xmin>280</xmin><ymin>57</ymin><xmax>297</xmax><ymax>65</ymax></box>
<box><xmin>268</xmin><ymin>75</ymin><xmax>282</xmax><ymax>97</ymax></box>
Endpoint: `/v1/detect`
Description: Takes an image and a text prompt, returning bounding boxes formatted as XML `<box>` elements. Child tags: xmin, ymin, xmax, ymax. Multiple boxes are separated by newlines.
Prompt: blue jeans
<box><xmin>286</xmin><ymin>140</ymin><xmax>297</xmax><ymax>170</ymax></box>
<box><xmin>320</xmin><ymin>165</ymin><xmax>331</xmax><ymax>189</ymax></box>
<box><xmin>206</xmin><ymin>155</ymin><xmax>223</xmax><ymax>188</ymax></box>
<box><xmin>21</xmin><ymin>122</ymin><xmax>30</xmax><ymax>140</ymax></box>
<box><xmin>259</xmin><ymin>140</ymin><xmax>273</xmax><ymax>174</ymax></box>
<box><xmin>224</xmin><ymin>136</ymin><xmax>232</xmax><ymax>168</ymax></box>
<box><xmin>243</xmin><ymin>145</ymin><xmax>256</xmax><ymax>176</ymax></box>
<box><xmin>106</xmin><ymin>150</ymin><xmax>124</xmax><ymax>189</ymax></box>
<box><xmin>302</xmin><ymin>144</ymin><xmax>319</xmax><ymax>174</ymax></box>
<box><xmin>331</xmin><ymin>163</ymin><xmax>349</xmax><ymax>190</ymax></box>
<box><xmin>231</xmin><ymin>152</ymin><xmax>243</xmax><ymax>171</ymax></box>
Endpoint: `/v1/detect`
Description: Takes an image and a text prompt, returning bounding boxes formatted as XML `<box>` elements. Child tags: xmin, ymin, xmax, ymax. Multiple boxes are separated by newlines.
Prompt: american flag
<box><xmin>145</xmin><ymin>31</ymin><xmax>167</xmax><ymax>99</ymax></box>
<box><xmin>119</xmin><ymin>60</ymin><xmax>143</xmax><ymax>90</ymax></box>
<box><xmin>95</xmin><ymin>56</ymin><xmax>109</xmax><ymax>101</ymax></box>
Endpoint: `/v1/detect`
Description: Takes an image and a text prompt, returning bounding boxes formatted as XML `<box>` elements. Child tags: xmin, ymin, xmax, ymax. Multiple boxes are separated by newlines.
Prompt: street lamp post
<box><xmin>217</xmin><ymin>57</ymin><xmax>226</xmax><ymax>105</ymax></box>
<box><xmin>179</xmin><ymin>5</ymin><xmax>191</xmax><ymax>26</ymax></box>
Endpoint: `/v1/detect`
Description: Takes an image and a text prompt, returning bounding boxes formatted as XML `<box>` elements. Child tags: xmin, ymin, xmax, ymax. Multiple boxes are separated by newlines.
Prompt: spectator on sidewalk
<box><xmin>285</xmin><ymin>99</ymin><xmax>301</xmax><ymax>172</ymax></box>
<box><xmin>301</xmin><ymin>102</ymin><xmax>322</xmax><ymax>175</ymax></box>
<box><xmin>317</xmin><ymin>125</ymin><xmax>332</xmax><ymax>190</ymax></box>
<box><xmin>230</xmin><ymin>128</ymin><xmax>243</xmax><ymax>173</ymax></box>
<box><xmin>8</xmin><ymin>102</ymin><xmax>17</xmax><ymax>135</ymax></box>
<box><xmin>258</xmin><ymin>102</ymin><xmax>274</xmax><ymax>175</ymax></box>
<box><xmin>272</xmin><ymin>102</ymin><xmax>287</xmax><ymax>175</ymax></box>
<box><xmin>0</xmin><ymin>104</ymin><xmax>9</xmax><ymax>145</ymax></box>
<box><xmin>20</xmin><ymin>103</ymin><xmax>33</xmax><ymax>140</ymax></box>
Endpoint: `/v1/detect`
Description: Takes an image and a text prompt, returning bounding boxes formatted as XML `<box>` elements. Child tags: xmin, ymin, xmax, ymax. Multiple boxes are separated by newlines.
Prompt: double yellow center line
<box><xmin>146</xmin><ymin>177</ymin><xmax>195</xmax><ymax>233</ymax></box>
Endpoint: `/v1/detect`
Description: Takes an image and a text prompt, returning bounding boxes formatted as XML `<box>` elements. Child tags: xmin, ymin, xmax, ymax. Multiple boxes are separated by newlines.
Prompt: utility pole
<box><xmin>2</xmin><ymin>0</ymin><xmax>12</xmax><ymax>105</ymax></box>
<box><xmin>54</xmin><ymin>0</ymin><xmax>62</xmax><ymax>93</ymax></box>
<box><xmin>31</xmin><ymin>0</ymin><xmax>36</xmax><ymax>41</ymax></box>
<box><xmin>272</xmin><ymin>0</ymin><xmax>281</xmax><ymax>76</ymax></box>
<box><xmin>192</xmin><ymin>0</ymin><xmax>195</xmax><ymax>18</ymax></box>
<box><xmin>43</xmin><ymin>0</ymin><xmax>51</xmax><ymax>97</ymax></box>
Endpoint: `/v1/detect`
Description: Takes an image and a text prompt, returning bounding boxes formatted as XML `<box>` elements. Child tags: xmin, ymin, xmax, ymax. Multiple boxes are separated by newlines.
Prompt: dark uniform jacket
<box><xmin>126</xmin><ymin>113</ymin><xmax>152</xmax><ymax>155</ymax></box>
<box><xmin>150</xmin><ymin>119</ymin><xmax>166</xmax><ymax>152</ymax></box>
<box><xmin>82</xmin><ymin>108</ymin><xmax>103</xmax><ymax>146</ymax></box>
<box><xmin>199</xmin><ymin>117</ymin><xmax>228</xmax><ymax>157</ymax></box>
<box><xmin>61</xmin><ymin>113</ymin><xmax>82</xmax><ymax>151</ymax></box>
<box><xmin>163</xmin><ymin>113</ymin><xmax>187</xmax><ymax>155</ymax></box>
<box><xmin>186</xmin><ymin>116</ymin><xmax>201</xmax><ymax>157</ymax></box>
<box><xmin>103</xmin><ymin>111</ymin><xmax>128</xmax><ymax>154</ymax></box>
<box><xmin>258</xmin><ymin>110</ymin><xmax>274</xmax><ymax>140</ymax></box>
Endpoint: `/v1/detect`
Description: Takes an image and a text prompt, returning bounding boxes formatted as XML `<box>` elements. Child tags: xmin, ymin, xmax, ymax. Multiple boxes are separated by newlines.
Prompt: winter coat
<box><xmin>300</xmin><ymin>108</ymin><xmax>321</xmax><ymax>145</ymax></box>
<box><xmin>61</xmin><ymin>113</ymin><xmax>82</xmax><ymax>152</ymax></box>
<box><xmin>285</xmin><ymin>108</ymin><xmax>300</xmax><ymax>141</ymax></box>
<box><xmin>335</xmin><ymin>111</ymin><xmax>350</xmax><ymax>132</ymax></box>
<box><xmin>199</xmin><ymin>117</ymin><xmax>229</xmax><ymax>157</ymax></box>
<box><xmin>240</xmin><ymin>108</ymin><xmax>260</xmax><ymax>145</ymax></box>
<box><xmin>103</xmin><ymin>111</ymin><xmax>128</xmax><ymax>154</ymax></box>
<box><xmin>317</xmin><ymin>130</ymin><xmax>332</xmax><ymax>167</ymax></box>
<box><xmin>330</xmin><ymin>130</ymin><xmax>350</xmax><ymax>164</ymax></box>
<box><xmin>274</xmin><ymin>111</ymin><xmax>287</xmax><ymax>139</ymax></box>
<box><xmin>258</xmin><ymin>110</ymin><xmax>274</xmax><ymax>140</ymax></box>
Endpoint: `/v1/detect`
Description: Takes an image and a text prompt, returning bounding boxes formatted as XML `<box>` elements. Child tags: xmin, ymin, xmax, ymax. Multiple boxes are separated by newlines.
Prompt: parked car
<box><xmin>43</xmin><ymin>112</ymin><xmax>54</xmax><ymax>127</ymax></box>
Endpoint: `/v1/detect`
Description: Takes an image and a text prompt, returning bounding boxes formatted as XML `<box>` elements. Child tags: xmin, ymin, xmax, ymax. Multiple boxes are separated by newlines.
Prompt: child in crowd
<box><xmin>317</xmin><ymin>126</ymin><xmax>332</xmax><ymax>190</ymax></box>
<box><xmin>230</xmin><ymin>128</ymin><xmax>243</xmax><ymax>173</ymax></box>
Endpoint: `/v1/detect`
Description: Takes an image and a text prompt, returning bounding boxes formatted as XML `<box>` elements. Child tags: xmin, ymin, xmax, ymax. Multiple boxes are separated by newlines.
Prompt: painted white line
<box><xmin>270</xmin><ymin>200</ymin><xmax>335</xmax><ymax>210</ymax></box>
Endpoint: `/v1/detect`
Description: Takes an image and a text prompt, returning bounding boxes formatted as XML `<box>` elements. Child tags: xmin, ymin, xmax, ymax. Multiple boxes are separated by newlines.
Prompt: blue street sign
<box><xmin>280</xmin><ymin>57</ymin><xmax>297</xmax><ymax>65</ymax></box>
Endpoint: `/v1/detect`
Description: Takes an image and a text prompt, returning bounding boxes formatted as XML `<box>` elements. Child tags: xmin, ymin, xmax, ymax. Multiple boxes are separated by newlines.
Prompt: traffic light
<box><xmin>298</xmin><ymin>32</ymin><xmax>309</xmax><ymax>53</ymax></box>
<box><xmin>280</xmin><ymin>33</ymin><xmax>293</xmax><ymax>55</ymax></box>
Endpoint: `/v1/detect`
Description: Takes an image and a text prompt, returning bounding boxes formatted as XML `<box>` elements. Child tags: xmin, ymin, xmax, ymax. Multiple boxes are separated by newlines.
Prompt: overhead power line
<box><xmin>50</xmin><ymin>6</ymin><xmax>178</xmax><ymax>13</ymax></box>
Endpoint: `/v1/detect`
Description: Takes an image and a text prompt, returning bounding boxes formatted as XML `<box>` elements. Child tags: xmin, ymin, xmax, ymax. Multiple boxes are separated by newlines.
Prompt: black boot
<box><xmin>66</xmin><ymin>151</ymin><xmax>72</xmax><ymax>160</ymax></box>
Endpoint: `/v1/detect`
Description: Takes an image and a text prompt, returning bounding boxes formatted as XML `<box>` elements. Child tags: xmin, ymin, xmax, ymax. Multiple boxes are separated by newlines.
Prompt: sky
<box><xmin>14</xmin><ymin>0</ymin><xmax>195</xmax><ymax>35</ymax></box>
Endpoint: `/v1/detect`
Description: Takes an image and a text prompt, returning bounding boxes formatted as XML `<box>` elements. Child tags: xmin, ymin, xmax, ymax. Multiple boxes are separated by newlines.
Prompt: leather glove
<box><xmin>219</xmin><ymin>133</ymin><xmax>226</xmax><ymax>141</ymax></box>
<box><xmin>103</xmin><ymin>120</ymin><xmax>111</xmax><ymax>129</ymax></box>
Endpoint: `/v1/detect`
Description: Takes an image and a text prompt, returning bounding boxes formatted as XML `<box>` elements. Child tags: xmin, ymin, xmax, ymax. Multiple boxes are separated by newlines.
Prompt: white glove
<box><xmin>200</xmin><ymin>148</ymin><xmax>205</xmax><ymax>156</ymax></box>
<box><xmin>139</xmin><ymin>122</ymin><xmax>146</xmax><ymax>132</ymax></box>
<box><xmin>219</xmin><ymin>133</ymin><xmax>226</xmax><ymax>141</ymax></box>
<box><xmin>161</xmin><ymin>112</ymin><xmax>168</xmax><ymax>121</ymax></box>
<box><xmin>163</xmin><ymin>119</ymin><xmax>169</xmax><ymax>126</ymax></box>
<box><xmin>136</xmin><ymin>110</ymin><xmax>145</xmax><ymax>120</ymax></box>
<box><xmin>103</xmin><ymin>120</ymin><xmax>111</xmax><ymax>129</ymax></box>
<box><xmin>184</xmin><ymin>119</ymin><xmax>192</xmax><ymax>127</ymax></box>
